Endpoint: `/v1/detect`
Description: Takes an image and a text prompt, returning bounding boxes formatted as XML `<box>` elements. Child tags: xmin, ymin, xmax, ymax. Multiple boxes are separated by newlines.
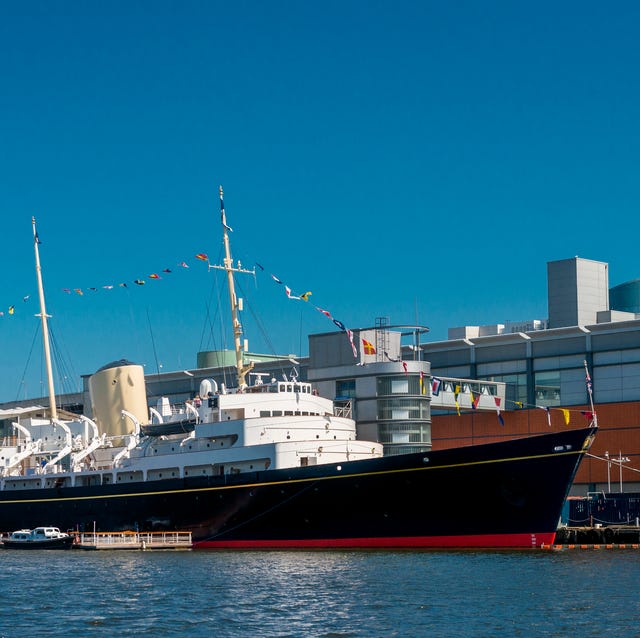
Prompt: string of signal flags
<box><xmin>429</xmin><ymin>374</ymin><xmax>596</xmax><ymax>428</ymax></box>
<box><xmin>4</xmin><ymin>214</ymin><xmax>396</xmax><ymax>361</ymax></box>
<box><xmin>1</xmin><ymin>245</ymin><xmax>371</xmax><ymax>359</ymax></box>
<box><xmin>256</xmin><ymin>263</ymin><xmax>366</xmax><ymax>359</ymax></box>
<box><xmin>1</xmin><ymin>253</ymin><xmax>212</xmax><ymax>317</ymax></box>
<box><xmin>3</xmin><ymin>242</ymin><xmax>377</xmax><ymax>370</ymax></box>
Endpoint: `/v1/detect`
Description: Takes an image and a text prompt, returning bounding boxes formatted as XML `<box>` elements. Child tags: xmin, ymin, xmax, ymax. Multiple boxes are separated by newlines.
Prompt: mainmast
<box><xmin>32</xmin><ymin>217</ymin><xmax>58</xmax><ymax>419</ymax></box>
<box><xmin>212</xmin><ymin>186</ymin><xmax>254</xmax><ymax>389</ymax></box>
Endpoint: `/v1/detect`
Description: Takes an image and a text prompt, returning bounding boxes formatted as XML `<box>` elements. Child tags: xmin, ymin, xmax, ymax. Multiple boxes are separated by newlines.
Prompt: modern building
<box><xmin>307</xmin><ymin>323</ymin><xmax>505</xmax><ymax>456</ymax></box>
<box><xmin>308</xmin><ymin>326</ymin><xmax>431</xmax><ymax>455</ymax></box>
<box><xmin>424</xmin><ymin>256</ymin><xmax>640</xmax><ymax>494</ymax></box>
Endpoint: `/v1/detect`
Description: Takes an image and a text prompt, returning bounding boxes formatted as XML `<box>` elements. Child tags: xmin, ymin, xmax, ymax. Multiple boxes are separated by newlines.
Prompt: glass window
<box><xmin>392</xmin><ymin>378</ymin><xmax>409</xmax><ymax>394</ymax></box>
<box><xmin>336</xmin><ymin>379</ymin><xmax>356</xmax><ymax>399</ymax></box>
<box><xmin>378</xmin><ymin>398</ymin><xmax>430</xmax><ymax>420</ymax></box>
<box><xmin>378</xmin><ymin>422</ymin><xmax>431</xmax><ymax>445</ymax></box>
<box><xmin>535</xmin><ymin>371</ymin><xmax>561</xmax><ymax>406</ymax></box>
<box><xmin>478</xmin><ymin>373</ymin><xmax>526</xmax><ymax>406</ymax></box>
<box><xmin>377</xmin><ymin>376</ymin><xmax>422</xmax><ymax>395</ymax></box>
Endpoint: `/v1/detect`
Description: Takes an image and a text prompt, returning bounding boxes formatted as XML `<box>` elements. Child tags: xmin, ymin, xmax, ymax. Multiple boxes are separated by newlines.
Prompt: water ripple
<box><xmin>0</xmin><ymin>550</ymin><xmax>638</xmax><ymax>637</ymax></box>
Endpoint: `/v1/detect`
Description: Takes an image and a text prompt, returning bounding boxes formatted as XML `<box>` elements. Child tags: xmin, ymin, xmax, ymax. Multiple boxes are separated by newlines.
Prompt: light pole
<box><xmin>605</xmin><ymin>451</ymin><xmax>611</xmax><ymax>493</ymax></box>
<box><xmin>615</xmin><ymin>451</ymin><xmax>630</xmax><ymax>492</ymax></box>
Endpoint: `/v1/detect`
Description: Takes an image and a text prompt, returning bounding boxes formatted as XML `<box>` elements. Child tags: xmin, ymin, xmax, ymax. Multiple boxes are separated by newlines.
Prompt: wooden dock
<box><xmin>73</xmin><ymin>531</ymin><xmax>192</xmax><ymax>550</ymax></box>
<box><xmin>542</xmin><ymin>543</ymin><xmax>640</xmax><ymax>551</ymax></box>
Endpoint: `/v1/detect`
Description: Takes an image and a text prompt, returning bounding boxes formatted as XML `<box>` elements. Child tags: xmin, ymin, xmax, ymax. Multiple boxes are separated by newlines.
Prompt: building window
<box><xmin>377</xmin><ymin>376</ymin><xmax>422</xmax><ymax>395</ymax></box>
<box><xmin>378</xmin><ymin>422</ymin><xmax>431</xmax><ymax>445</ymax></box>
<box><xmin>378</xmin><ymin>398</ymin><xmax>430</xmax><ymax>420</ymax></box>
<box><xmin>535</xmin><ymin>371</ymin><xmax>561</xmax><ymax>406</ymax></box>
<box><xmin>391</xmin><ymin>378</ymin><xmax>409</xmax><ymax>394</ymax></box>
<box><xmin>479</xmin><ymin>373</ymin><xmax>526</xmax><ymax>406</ymax></box>
<box><xmin>336</xmin><ymin>379</ymin><xmax>356</xmax><ymax>399</ymax></box>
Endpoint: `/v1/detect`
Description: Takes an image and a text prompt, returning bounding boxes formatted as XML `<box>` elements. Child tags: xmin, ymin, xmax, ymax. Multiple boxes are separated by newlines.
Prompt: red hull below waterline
<box><xmin>193</xmin><ymin>532</ymin><xmax>557</xmax><ymax>550</ymax></box>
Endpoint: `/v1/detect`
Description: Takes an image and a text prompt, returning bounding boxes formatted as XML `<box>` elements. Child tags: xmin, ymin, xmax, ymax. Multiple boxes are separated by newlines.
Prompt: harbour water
<box><xmin>1</xmin><ymin>549</ymin><xmax>638</xmax><ymax>637</ymax></box>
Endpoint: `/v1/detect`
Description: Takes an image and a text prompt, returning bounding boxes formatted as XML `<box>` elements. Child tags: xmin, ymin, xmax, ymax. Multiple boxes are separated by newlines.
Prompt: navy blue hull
<box><xmin>0</xmin><ymin>427</ymin><xmax>595</xmax><ymax>548</ymax></box>
<box><xmin>1</xmin><ymin>537</ymin><xmax>74</xmax><ymax>550</ymax></box>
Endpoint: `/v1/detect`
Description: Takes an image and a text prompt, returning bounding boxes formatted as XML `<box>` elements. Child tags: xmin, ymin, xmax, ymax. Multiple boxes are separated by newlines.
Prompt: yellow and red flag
<box><xmin>362</xmin><ymin>338</ymin><xmax>376</xmax><ymax>355</ymax></box>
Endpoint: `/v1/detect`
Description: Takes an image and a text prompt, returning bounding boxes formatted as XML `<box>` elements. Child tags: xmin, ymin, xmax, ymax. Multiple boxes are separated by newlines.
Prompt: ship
<box><xmin>0</xmin><ymin>194</ymin><xmax>597</xmax><ymax>549</ymax></box>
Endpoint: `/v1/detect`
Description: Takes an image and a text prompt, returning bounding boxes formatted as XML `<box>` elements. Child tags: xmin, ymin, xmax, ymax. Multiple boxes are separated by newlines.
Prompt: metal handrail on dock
<box><xmin>73</xmin><ymin>530</ymin><xmax>192</xmax><ymax>550</ymax></box>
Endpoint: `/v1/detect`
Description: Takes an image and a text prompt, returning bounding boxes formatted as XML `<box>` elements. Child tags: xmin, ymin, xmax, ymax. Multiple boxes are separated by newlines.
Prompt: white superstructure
<box><xmin>0</xmin><ymin>378</ymin><xmax>382</xmax><ymax>491</ymax></box>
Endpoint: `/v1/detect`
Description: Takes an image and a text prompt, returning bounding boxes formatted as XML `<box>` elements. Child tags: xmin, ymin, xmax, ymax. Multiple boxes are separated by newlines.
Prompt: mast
<box><xmin>215</xmin><ymin>186</ymin><xmax>254</xmax><ymax>389</ymax></box>
<box><xmin>32</xmin><ymin>217</ymin><xmax>58</xmax><ymax>419</ymax></box>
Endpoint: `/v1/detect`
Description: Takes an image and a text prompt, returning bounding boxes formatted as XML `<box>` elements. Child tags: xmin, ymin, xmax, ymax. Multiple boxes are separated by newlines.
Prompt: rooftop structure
<box><xmin>548</xmin><ymin>257</ymin><xmax>610</xmax><ymax>329</ymax></box>
<box><xmin>610</xmin><ymin>278</ymin><xmax>640</xmax><ymax>315</ymax></box>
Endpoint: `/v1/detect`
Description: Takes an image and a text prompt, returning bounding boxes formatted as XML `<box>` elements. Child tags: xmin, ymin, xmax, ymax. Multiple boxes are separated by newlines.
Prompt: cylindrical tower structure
<box><xmin>89</xmin><ymin>360</ymin><xmax>148</xmax><ymax>438</ymax></box>
<box><xmin>610</xmin><ymin>279</ymin><xmax>640</xmax><ymax>313</ymax></box>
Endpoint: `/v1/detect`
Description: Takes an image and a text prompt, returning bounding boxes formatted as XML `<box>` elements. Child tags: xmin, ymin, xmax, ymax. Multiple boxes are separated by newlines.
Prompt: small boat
<box><xmin>1</xmin><ymin>527</ymin><xmax>74</xmax><ymax>550</ymax></box>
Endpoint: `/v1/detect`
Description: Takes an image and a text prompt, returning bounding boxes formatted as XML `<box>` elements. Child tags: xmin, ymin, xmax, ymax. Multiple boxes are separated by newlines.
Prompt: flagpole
<box><xmin>584</xmin><ymin>359</ymin><xmax>597</xmax><ymax>427</ymax></box>
<box><xmin>32</xmin><ymin>217</ymin><xmax>58</xmax><ymax>419</ymax></box>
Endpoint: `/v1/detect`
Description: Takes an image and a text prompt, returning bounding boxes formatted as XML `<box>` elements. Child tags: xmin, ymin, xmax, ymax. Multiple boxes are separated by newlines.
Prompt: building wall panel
<box><xmin>476</xmin><ymin>360</ymin><xmax>526</xmax><ymax>376</ymax></box>
<box><xmin>592</xmin><ymin>330</ymin><xmax>640</xmax><ymax>351</ymax></box>
<box><xmin>475</xmin><ymin>343</ymin><xmax>527</xmax><ymax>363</ymax></box>
<box><xmin>533</xmin><ymin>354</ymin><xmax>585</xmax><ymax>371</ymax></box>
<box><xmin>594</xmin><ymin>348</ymin><xmax>640</xmax><ymax>365</ymax></box>
<box><xmin>532</xmin><ymin>337</ymin><xmax>587</xmax><ymax>357</ymax></box>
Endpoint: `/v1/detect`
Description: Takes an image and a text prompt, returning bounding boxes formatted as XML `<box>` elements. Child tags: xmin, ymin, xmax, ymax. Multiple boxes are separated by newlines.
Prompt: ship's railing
<box><xmin>334</xmin><ymin>400</ymin><xmax>353</xmax><ymax>419</ymax></box>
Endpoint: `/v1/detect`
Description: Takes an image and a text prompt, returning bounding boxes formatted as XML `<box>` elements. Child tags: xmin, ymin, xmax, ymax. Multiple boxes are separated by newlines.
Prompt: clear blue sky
<box><xmin>1</xmin><ymin>1</ymin><xmax>639</xmax><ymax>403</ymax></box>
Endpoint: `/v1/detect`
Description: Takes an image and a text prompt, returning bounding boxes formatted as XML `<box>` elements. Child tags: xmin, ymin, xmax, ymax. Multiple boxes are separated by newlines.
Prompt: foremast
<box><xmin>32</xmin><ymin>217</ymin><xmax>57</xmax><ymax>419</ymax></box>
<box><xmin>213</xmin><ymin>186</ymin><xmax>254</xmax><ymax>389</ymax></box>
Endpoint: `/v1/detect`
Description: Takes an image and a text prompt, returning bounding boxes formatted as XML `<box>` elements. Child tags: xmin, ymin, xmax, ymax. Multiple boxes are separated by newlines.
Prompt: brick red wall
<box><xmin>431</xmin><ymin>402</ymin><xmax>640</xmax><ymax>485</ymax></box>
